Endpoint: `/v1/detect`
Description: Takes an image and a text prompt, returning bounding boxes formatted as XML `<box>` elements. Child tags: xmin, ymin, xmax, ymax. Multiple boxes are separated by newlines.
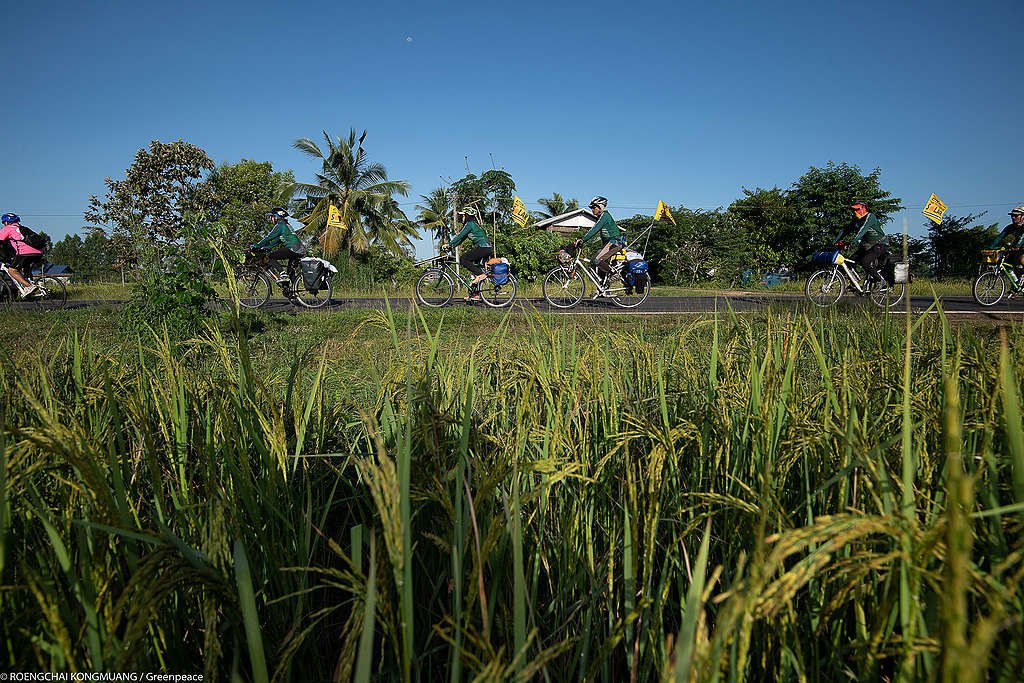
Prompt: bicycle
<box><xmin>414</xmin><ymin>252</ymin><xmax>517</xmax><ymax>308</ymax></box>
<box><xmin>541</xmin><ymin>244</ymin><xmax>650</xmax><ymax>309</ymax></box>
<box><xmin>0</xmin><ymin>260</ymin><xmax>68</xmax><ymax>311</ymax></box>
<box><xmin>234</xmin><ymin>249</ymin><xmax>333</xmax><ymax>309</ymax></box>
<box><xmin>972</xmin><ymin>248</ymin><xmax>1024</xmax><ymax>306</ymax></box>
<box><xmin>804</xmin><ymin>244</ymin><xmax>906</xmax><ymax>308</ymax></box>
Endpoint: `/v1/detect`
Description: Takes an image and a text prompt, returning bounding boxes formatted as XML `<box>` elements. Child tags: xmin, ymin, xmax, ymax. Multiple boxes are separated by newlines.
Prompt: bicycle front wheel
<box><xmin>415</xmin><ymin>269</ymin><xmax>455</xmax><ymax>307</ymax></box>
<box><xmin>973</xmin><ymin>271</ymin><xmax>1006</xmax><ymax>306</ymax></box>
<box><xmin>480</xmin><ymin>274</ymin><xmax>517</xmax><ymax>308</ymax></box>
<box><xmin>292</xmin><ymin>274</ymin><xmax>333</xmax><ymax>308</ymax></box>
<box><xmin>543</xmin><ymin>267</ymin><xmax>585</xmax><ymax>309</ymax></box>
<box><xmin>869</xmin><ymin>280</ymin><xmax>906</xmax><ymax>308</ymax></box>
<box><xmin>29</xmin><ymin>276</ymin><xmax>67</xmax><ymax>310</ymax></box>
<box><xmin>805</xmin><ymin>269</ymin><xmax>845</xmax><ymax>307</ymax></box>
<box><xmin>611</xmin><ymin>276</ymin><xmax>651</xmax><ymax>309</ymax></box>
<box><xmin>237</xmin><ymin>269</ymin><xmax>272</xmax><ymax>308</ymax></box>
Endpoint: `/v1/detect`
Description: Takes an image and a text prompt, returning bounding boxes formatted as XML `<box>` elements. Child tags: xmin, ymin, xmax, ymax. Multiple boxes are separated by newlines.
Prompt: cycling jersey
<box><xmin>450</xmin><ymin>220</ymin><xmax>491</xmax><ymax>248</ymax></box>
<box><xmin>989</xmin><ymin>223</ymin><xmax>1024</xmax><ymax>249</ymax></box>
<box><xmin>254</xmin><ymin>220</ymin><xmax>304</xmax><ymax>252</ymax></box>
<box><xmin>835</xmin><ymin>213</ymin><xmax>886</xmax><ymax>246</ymax></box>
<box><xmin>0</xmin><ymin>223</ymin><xmax>43</xmax><ymax>256</ymax></box>
<box><xmin>581</xmin><ymin>211</ymin><xmax>623</xmax><ymax>245</ymax></box>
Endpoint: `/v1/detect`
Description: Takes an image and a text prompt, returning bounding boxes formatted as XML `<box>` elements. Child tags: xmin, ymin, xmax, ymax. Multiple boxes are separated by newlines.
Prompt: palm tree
<box><xmin>536</xmin><ymin>193</ymin><xmax>579</xmax><ymax>219</ymax></box>
<box><xmin>290</xmin><ymin>129</ymin><xmax>413</xmax><ymax>257</ymax></box>
<box><xmin>415</xmin><ymin>187</ymin><xmax>453</xmax><ymax>243</ymax></box>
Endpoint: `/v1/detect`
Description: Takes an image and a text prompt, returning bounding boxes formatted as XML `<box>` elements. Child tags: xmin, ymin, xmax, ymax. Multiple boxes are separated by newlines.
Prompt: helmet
<box><xmin>589</xmin><ymin>196</ymin><xmax>608</xmax><ymax>210</ymax></box>
<box><xmin>268</xmin><ymin>207</ymin><xmax>289</xmax><ymax>221</ymax></box>
<box><xmin>1010</xmin><ymin>206</ymin><xmax>1024</xmax><ymax>216</ymax></box>
<box><xmin>1</xmin><ymin>213</ymin><xmax>19</xmax><ymax>223</ymax></box>
<box><xmin>850</xmin><ymin>201</ymin><xmax>868</xmax><ymax>211</ymax></box>
<box><xmin>457</xmin><ymin>206</ymin><xmax>478</xmax><ymax>219</ymax></box>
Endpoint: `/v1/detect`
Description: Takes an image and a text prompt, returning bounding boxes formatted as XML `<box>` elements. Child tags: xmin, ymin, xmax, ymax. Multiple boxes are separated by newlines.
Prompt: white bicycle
<box><xmin>542</xmin><ymin>244</ymin><xmax>650</xmax><ymax>309</ymax></box>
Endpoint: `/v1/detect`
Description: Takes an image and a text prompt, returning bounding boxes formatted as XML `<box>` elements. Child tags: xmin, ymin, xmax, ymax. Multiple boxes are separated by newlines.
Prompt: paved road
<box><xmin>15</xmin><ymin>294</ymin><xmax>1024</xmax><ymax>317</ymax></box>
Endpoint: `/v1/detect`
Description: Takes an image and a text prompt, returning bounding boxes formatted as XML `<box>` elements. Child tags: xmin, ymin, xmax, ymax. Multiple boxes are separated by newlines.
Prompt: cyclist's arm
<box><xmin>989</xmin><ymin>226</ymin><xmax>1013</xmax><ymax>249</ymax></box>
<box><xmin>252</xmin><ymin>223</ymin><xmax>283</xmax><ymax>250</ymax></box>
<box><xmin>580</xmin><ymin>213</ymin><xmax>610</xmax><ymax>243</ymax></box>
<box><xmin>449</xmin><ymin>222</ymin><xmax>473</xmax><ymax>248</ymax></box>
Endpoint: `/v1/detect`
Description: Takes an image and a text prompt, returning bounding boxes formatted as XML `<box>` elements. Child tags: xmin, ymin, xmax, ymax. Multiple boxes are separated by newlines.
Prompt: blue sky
<box><xmin>3</xmin><ymin>0</ymin><xmax>1022</xmax><ymax>256</ymax></box>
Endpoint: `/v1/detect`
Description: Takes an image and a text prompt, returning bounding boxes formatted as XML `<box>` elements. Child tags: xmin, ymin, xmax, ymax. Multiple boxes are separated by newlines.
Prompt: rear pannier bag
<box><xmin>300</xmin><ymin>257</ymin><xmax>336</xmax><ymax>290</ymax></box>
<box><xmin>488</xmin><ymin>257</ymin><xmax>510</xmax><ymax>285</ymax></box>
<box><xmin>624</xmin><ymin>259</ymin><xmax>649</xmax><ymax>292</ymax></box>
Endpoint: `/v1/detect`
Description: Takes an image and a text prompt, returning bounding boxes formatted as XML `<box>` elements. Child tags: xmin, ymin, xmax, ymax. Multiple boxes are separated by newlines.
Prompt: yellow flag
<box><xmin>327</xmin><ymin>204</ymin><xmax>346</xmax><ymax>230</ymax></box>
<box><xmin>654</xmin><ymin>200</ymin><xmax>676</xmax><ymax>225</ymax></box>
<box><xmin>922</xmin><ymin>193</ymin><xmax>948</xmax><ymax>224</ymax></box>
<box><xmin>511</xmin><ymin>195</ymin><xmax>529</xmax><ymax>227</ymax></box>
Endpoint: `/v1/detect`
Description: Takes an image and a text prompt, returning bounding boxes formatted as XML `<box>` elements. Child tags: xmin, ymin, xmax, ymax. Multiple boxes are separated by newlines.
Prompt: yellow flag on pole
<box><xmin>511</xmin><ymin>195</ymin><xmax>530</xmax><ymax>227</ymax></box>
<box><xmin>327</xmin><ymin>204</ymin><xmax>346</xmax><ymax>230</ymax></box>
<box><xmin>922</xmin><ymin>193</ymin><xmax>948</xmax><ymax>224</ymax></box>
<box><xmin>654</xmin><ymin>200</ymin><xmax>676</xmax><ymax>225</ymax></box>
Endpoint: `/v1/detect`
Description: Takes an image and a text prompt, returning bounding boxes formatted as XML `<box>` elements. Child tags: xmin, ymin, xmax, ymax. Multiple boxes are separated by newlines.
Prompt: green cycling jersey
<box><xmin>450</xmin><ymin>220</ymin><xmax>491</xmax><ymax>248</ymax></box>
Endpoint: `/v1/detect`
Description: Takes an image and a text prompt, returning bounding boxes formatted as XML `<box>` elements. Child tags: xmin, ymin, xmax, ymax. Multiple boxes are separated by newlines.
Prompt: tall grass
<box><xmin>1</xmin><ymin>305</ymin><xmax>1023</xmax><ymax>680</ymax></box>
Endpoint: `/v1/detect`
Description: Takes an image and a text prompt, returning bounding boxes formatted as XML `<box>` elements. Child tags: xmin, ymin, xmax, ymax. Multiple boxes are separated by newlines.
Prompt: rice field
<box><xmin>1</xmin><ymin>304</ymin><xmax>1022</xmax><ymax>681</ymax></box>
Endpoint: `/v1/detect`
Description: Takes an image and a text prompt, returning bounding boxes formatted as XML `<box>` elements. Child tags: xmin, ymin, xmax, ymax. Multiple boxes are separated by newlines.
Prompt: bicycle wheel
<box><xmin>805</xmin><ymin>269</ymin><xmax>846</xmax><ymax>307</ymax></box>
<box><xmin>543</xmin><ymin>267</ymin><xmax>586</xmax><ymax>308</ymax></box>
<box><xmin>236</xmin><ymin>269</ymin><xmax>272</xmax><ymax>308</ymax></box>
<box><xmin>415</xmin><ymin>269</ymin><xmax>455</xmax><ymax>307</ymax></box>
<box><xmin>868</xmin><ymin>280</ymin><xmax>906</xmax><ymax>308</ymax></box>
<box><xmin>973</xmin><ymin>271</ymin><xmax>1006</xmax><ymax>306</ymax></box>
<box><xmin>479</xmin><ymin>274</ymin><xmax>517</xmax><ymax>308</ymax></box>
<box><xmin>291</xmin><ymin>274</ymin><xmax>333</xmax><ymax>308</ymax></box>
<box><xmin>0</xmin><ymin>281</ymin><xmax>12</xmax><ymax>310</ymax></box>
<box><xmin>611</xmin><ymin>275</ymin><xmax>651</xmax><ymax>309</ymax></box>
<box><xmin>28</xmin><ymin>276</ymin><xmax>67</xmax><ymax>311</ymax></box>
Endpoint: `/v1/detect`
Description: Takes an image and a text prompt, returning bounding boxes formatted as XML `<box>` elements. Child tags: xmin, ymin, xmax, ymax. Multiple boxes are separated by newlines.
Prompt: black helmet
<box><xmin>268</xmin><ymin>207</ymin><xmax>289</xmax><ymax>223</ymax></box>
<box><xmin>589</xmin><ymin>196</ymin><xmax>608</xmax><ymax>210</ymax></box>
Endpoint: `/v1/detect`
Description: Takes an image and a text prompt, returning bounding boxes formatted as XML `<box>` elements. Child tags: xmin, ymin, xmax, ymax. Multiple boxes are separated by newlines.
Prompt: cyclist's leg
<box><xmin>460</xmin><ymin>247</ymin><xmax>492</xmax><ymax>285</ymax></box>
<box><xmin>9</xmin><ymin>254</ymin><xmax>39</xmax><ymax>291</ymax></box>
<box><xmin>266</xmin><ymin>248</ymin><xmax>295</xmax><ymax>282</ymax></box>
<box><xmin>595</xmin><ymin>242</ymin><xmax>624</xmax><ymax>275</ymax></box>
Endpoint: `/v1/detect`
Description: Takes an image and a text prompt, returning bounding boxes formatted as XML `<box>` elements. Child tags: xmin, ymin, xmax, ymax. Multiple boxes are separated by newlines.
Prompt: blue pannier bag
<box><xmin>811</xmin><ymin>249</ymin><xmax>841</xmax><ymax>266</ymax></box>
<box><xmin>489</xmin><ymin>258</ymin><xmax>510</xmax><ymax>285</ymax></box>
<box><xmin>626</xmin><ymin>260</ymin><xmax>648</xmax><ymax>293</ymax></box>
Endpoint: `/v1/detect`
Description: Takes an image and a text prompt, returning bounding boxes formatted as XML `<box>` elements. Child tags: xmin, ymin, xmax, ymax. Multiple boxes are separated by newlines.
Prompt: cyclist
<box><xmin>834</xmin><ymin>201</ymin><xmax>890</xmax><ymax>283</ymax></box>
<box><xmin>447</xmin><ymin>206</ymin><xmax>493</xmax><ymax>302</ymax></box>
<box><xmin>574</xmin><ymin>196</ymin><xmax>625</xmax><ymax>284</ymax></box>
<box><xmin>0</xmin><ymin>212</ymin><xmax>42</xmax><ymax>298</ymax></box>
<box><xmin>250</xmin><ymin>207</ymin><xmax>306</xmax><ymax>287</ymax></box>
<box><xmin>989</xmin><ymin>205</ymin><xmax>1024</xmax><ymax>274</ymax></box>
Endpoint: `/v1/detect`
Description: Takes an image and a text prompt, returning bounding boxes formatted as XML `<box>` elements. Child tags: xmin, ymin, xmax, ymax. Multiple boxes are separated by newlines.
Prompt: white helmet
<box><xmin>589</xmin><ymin>196</ymin><xmax>608</xmax><ymax>210</ymax></box>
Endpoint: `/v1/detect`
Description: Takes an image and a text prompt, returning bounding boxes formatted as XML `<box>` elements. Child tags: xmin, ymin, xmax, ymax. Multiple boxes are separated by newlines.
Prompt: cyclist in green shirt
<box><xmin>574</xmin><ymin>196</ymin><xmax>625</xmax><ymax>282</ymax></box>
<box><xmin>989</xmin><ymin>206</ymin><xmax>1024</xmax><ymax>272</ymax></box>
<box><xmin>251</xmin><ymin>207</ymin><xmax>307</xmax><ymax>285</ymax></box>
<box><xmin>834</xmin><ymin>201</ymin><xmax>890</xmax><ymax>282</ymax></box>
<box><xmin>447</xmin><ymin>207</ymin><xmax>493</xmax><ymax>301</ymax></box>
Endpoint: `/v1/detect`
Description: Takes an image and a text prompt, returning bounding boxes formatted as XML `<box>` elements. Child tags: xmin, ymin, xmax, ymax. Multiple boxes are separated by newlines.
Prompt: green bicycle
<box><xmin>414</xmin><ymin>253</ymin><xmax>517</xmax><ymax>308</ymax></box>
<box><xmin>973</xmin><ymin>248</ymin><xmax>1024</xmax><ymax>306</ymax></box>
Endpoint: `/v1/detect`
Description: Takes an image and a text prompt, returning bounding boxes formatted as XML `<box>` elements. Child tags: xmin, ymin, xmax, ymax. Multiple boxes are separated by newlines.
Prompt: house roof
<box><xmin>534</xmin><ymin>208</ymin><xmax>598</xmax><ymax>234</ymax></box>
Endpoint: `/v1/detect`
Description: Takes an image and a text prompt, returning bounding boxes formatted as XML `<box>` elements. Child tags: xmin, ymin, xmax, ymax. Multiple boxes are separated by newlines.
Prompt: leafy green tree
<box><xmin>536</xmin><ymin>193</ymin><xmax>579</xmax><ymax>219</ymax></box>
<box><xmin>727</xmin><ymin>187</ymin><xmax>815</xmax><ymax>267</ymax></box>
<box><xmin>927</xmin><ymin>212</ymin><xmax>997</xmax><ymax>277</ymax></box>
<box><xmin>492</xmin><ymin>224</ymin><xmax>566</xmax><ymax>281</ymax></box>
<box><xmin>208</xmin><ymin>159</ymin><xmax>295</xmax><ymax>247</ymax></box>
<box><xmin>290</xmin><ymin>129</ymin><xmax>413</xmax><ymax>258</ymax></box>
<box><xmin>790</xmin><ymin>161</ymin><xmax>903</xmax><ymax>244</ymax></box>
<box><xmin>49</xmin><ymin>234</ymin><xmax>83</xmax><ymax>270</ymax></box>
<box><xmin>637</xmin><ymin>206</ymin><xmax>725</xmax><ymax>285</ymax></box>
<box><xmin>450</xmin><ymin>170</ymin><xmax>516</xmax><ymax>223</ymax></box>
<box><xmin>416</xmin><ymin>187</ymin><xmax>453</xmax><ymax>244</ymax></box>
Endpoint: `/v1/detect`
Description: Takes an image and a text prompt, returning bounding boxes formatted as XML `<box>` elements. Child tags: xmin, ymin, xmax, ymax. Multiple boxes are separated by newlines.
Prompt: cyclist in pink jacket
<box><xmin>0</xmin><ymin>213</ymin><xmax>42</xmax><ymax>297</ymax></box>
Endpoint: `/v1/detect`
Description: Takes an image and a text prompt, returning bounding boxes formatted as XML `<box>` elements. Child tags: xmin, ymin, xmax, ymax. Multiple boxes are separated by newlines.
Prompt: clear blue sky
<box><xmin>3</xmin><ymin>0</ymin><xmax>1022</xmax><ymax>255</ymax></box>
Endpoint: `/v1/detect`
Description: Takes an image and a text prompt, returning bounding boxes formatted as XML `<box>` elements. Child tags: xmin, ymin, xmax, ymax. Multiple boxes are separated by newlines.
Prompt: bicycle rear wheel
<box><xmin>868</xmin><ymin>280</ymin><xmax>906</xmax><ymax>308</ymax></box>
<box><xmin>479</xmin><ymin>274</ymin><xmax>517</xmax><ymax>308</ymax></box>
<box><xmin>973</xmin><ymin>271</ymin><xmax>1006</xmax><ymax>306</ymax></box>
<box><xmin>805</xmin><ymin>269</ymin><xmax>845</xmax><ymax>307</ymax></box>
<box><xmin>542</xmin><ymin>267</ymin><xmax>585</xmax><ymax>308</ymax></box>
<box><xmin>611</xmin><ymin>276</ymin><xmax>651</xmax><ymax>309</ymax></box>
<box><xmin>291</xmin><ymin>274</ymin><xmax>333</xmax><ymax>308</ymax></box>
<box><xmin>237</xmin><ymin>269</ymin><xmax>272</xmax><ymax>308</ymax></box>
<box><xmin>415</xmin><ymin>269</ymin><xmax>455</xmax><ymax>307</ymax></box>
<box><xmin>28</xmin><ymin>276</ymin><xmax>67</xmax><ymax>310</ymax></box>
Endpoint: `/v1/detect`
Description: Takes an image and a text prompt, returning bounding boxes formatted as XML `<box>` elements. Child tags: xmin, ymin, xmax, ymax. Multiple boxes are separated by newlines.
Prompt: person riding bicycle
<box><xmin>250</xmin><ymin>207</ymin><xmax>306</xmax><ymax>287</ymax></box>
<box><xmin>989</xmin><ymin>206</ymin><xmax>1024</xmax><ymax>274</ymax></box>
<box><xmin>0</xmin><ymin>213</ymin><xmax>43</xmax><ymax>298</ymax></box>
<box><xmin>446</xmin><ymin>206</ymin><xmax>493</xmax><ymax>302</ymax></box>
<box><xmin>834</xmin><ymin>201</ymin><xmax>890</xmax><ymax>283</ymax></box>
<box><xmin>574</xmin><ymin>196</ymin><xmax>625</xmax><ymax>284</ymax></box>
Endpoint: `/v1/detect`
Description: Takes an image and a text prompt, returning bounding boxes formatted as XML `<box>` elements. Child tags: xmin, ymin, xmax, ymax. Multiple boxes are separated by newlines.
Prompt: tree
<box><xmin>727</xmin><ymin>187</ymin><xmax>815</xmax><ymax>267</ymax></box>
<box><xmin>927</xmin><ymin>212</ymin><xmax>997</xmax><ymax>277</ymax></box>
<box><xmin>290</xmin><ymin>129</ymin><xmax>413</xmax><ymax>258</ymax></box>
<box><xmin>450</xmin><ymin>170</ymin><xmax>516</xmax><ymax>224</ymax></box>
<box><xmin>416</xmin><ymin>187</ymin><xmax>453</xmax><ymax>244</ymax></box>
<box><xmin>790</xmin><ymin>161</ymin><xmax>903</xmax><ymax>244</ymax></box>
<box><xmin>536</xmin><ymin>193</ymin><xmax>579</xmax><ymax>219</ymax></box>
<box><xmin>208</xmin><ymin>159</ymin><xmax>295</xmax><ymax>247</ymax></box>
